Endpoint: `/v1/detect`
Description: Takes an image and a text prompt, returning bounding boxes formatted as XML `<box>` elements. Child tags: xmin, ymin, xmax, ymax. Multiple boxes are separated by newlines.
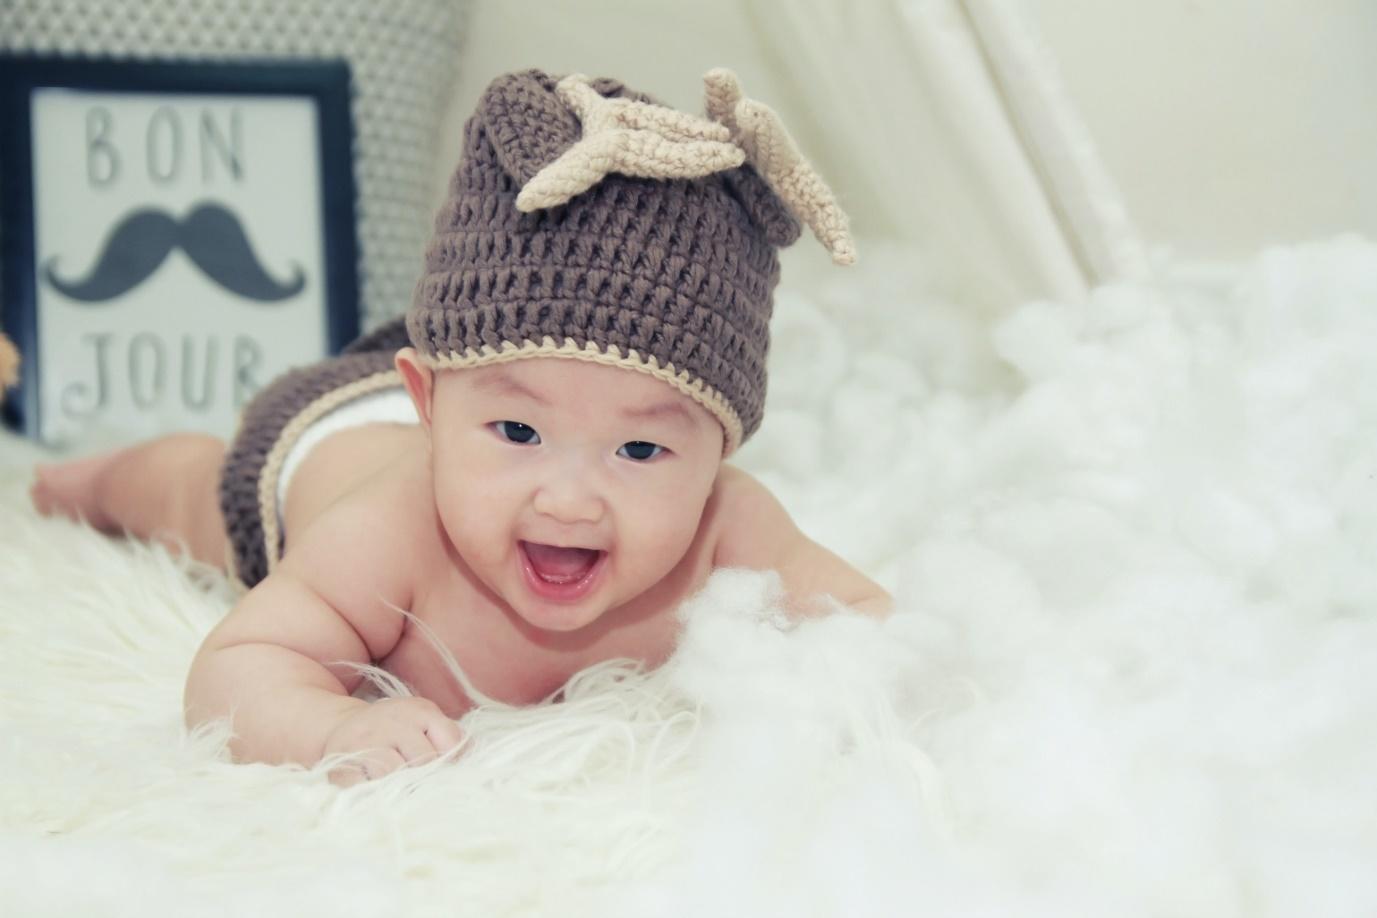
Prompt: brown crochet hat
<box><xmin>406</xmin><ymin>67</ymin><xmax>854</xmax><ymax>452</ymax></box>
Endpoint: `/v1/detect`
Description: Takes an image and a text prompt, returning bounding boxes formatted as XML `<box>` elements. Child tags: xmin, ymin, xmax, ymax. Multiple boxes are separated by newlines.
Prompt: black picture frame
<box><xmin>0</xmin><ymin>54</ymin><xmax>359</xmax><ymax>439</ymax></box>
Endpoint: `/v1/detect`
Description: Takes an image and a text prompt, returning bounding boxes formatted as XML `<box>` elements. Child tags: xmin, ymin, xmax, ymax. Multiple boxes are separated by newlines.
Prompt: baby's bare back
<box><xmin>278</xmin><ymin>423</ymin><xmax>723</xmax><ymax>718</ymax></box>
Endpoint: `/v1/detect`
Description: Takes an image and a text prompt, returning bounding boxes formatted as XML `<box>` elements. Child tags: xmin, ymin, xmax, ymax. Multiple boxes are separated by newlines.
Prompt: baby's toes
<box><xmin>29</xmin><ymin>468</ymin><xmax>63</xmax><ymax>517</ymax></box>
<box><xmin>30</xmin><ymin>465</ymin><xmax>89</xmax><ymax>522</ymax></box>
<box><xmin>28</xmin><ymin>454</ymin><xmax>117</xmax><ymax>525</ymax></box>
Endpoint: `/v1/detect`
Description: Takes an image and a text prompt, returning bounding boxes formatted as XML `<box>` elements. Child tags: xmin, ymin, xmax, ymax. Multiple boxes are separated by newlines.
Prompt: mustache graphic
<box><xmin>43</xmin><ymin>202</ymin><xmax>306</xmax><ymax>303</ymax></box>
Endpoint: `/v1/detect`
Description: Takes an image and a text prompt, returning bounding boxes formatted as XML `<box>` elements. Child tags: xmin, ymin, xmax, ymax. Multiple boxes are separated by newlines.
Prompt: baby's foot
<box><xmin>29</xmin><ymin>451</ymin><xmax>120</xmax><ymax>529</ymax></box>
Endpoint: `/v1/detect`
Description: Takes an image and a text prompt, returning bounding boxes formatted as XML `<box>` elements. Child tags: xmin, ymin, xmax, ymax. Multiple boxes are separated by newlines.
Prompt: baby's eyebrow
<box><xmin>473</xmin><ymin>368</ymin><xmax>695</xmax><ymax>427</ymax></box>
<box><xmin>471</xmin><ymin>371</ymin><xmax>550</xmax><ymax>405</ymax></box>
<box><xmin>620</xmin><ymin>400</ymin><xmax>695</xmax><ymax>428</ymax></box>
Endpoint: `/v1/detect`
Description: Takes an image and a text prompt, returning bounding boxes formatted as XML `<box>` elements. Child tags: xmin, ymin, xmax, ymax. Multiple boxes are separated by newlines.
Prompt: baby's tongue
<box><xmin>524</xmin><ymin>542</ymin><xmax>599</xmax><ymax>582</ymax></box>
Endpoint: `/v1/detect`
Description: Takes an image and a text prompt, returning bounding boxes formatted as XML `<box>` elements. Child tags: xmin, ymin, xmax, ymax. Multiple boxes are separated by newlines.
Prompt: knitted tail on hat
<box><xmin>517</xmin><ymin>69</ymin><xmax>856</xmax><ymax>265</ymax></box>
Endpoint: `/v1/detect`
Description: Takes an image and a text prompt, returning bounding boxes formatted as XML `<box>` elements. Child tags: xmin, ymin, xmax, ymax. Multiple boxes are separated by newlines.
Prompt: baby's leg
<box><xmin>31</xmin><ymin>433</ymin><xmax>229</xmax><ymax>569</ymax></box>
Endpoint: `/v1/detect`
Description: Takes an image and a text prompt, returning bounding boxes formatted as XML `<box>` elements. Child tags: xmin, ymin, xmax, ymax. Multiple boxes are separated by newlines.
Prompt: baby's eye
<box><xmin>617</xmin><ymin>441</ymin><xmax>663</xmax><ymax>462</ymax></box>
<box><xmin>492</xmin><ymin>421</ymin><xmax>540</xmax><ymax>445</ymax></box>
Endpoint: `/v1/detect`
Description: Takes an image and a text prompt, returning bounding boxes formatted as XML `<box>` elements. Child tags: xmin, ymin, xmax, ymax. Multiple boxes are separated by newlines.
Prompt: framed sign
<box><xmin>0</xmin><ymin>55</ymin><xmax>359</xmax><ymax>444</ymax></box>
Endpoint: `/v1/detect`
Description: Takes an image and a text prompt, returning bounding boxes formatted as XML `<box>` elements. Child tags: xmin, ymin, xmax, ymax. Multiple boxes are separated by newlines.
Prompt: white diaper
<box><xmin>275</xmin><ymin>386</ymin><xmax>417</xmax><ymax>528</ymax></box>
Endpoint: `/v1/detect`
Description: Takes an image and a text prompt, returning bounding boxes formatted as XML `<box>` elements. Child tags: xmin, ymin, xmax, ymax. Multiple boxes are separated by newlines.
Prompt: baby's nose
<box><xmin>532</xmin><ymin>476</ymin><xmax>605</xmax><ymax>525</ymax></box>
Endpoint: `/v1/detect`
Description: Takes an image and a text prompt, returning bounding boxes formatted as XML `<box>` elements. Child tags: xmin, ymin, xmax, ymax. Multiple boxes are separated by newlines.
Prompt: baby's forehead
<box><xmin>447</xmin><ymin>357</ymin><xmax>669</xmax><ymax>398</ymax></box>
<box><xmin>438</xmin><ymin>358</ymin><xmax>719</xmax><ymax>431</ymax></box>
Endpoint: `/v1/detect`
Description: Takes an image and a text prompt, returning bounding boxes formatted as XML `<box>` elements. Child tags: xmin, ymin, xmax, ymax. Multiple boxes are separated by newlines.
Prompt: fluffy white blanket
<box><xmin>2</xmin><ymin>237</ymin><xmax>1375</xmax><ymax>916</ymax></box>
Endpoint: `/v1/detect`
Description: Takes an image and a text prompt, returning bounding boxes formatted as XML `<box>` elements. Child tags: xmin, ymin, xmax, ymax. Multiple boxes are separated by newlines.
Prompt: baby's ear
<box><xmin>394</xmin><ymin>348</ymin><xmax>434</xmax><ymax>430</ymax></box>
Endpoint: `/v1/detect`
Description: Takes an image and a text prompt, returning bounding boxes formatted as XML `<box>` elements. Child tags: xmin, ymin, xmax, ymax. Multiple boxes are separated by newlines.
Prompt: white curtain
<box><xmin>743</xmin><ymin>0</ymin><xmax>1148</xmax><ymax>311</ymax></box>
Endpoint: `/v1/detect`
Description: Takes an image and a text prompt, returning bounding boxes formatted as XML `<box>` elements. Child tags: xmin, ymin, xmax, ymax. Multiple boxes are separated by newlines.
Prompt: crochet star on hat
<box><xmin>406</xmin><ymin>67</ymin><xmax>854</xmax><ymax>452</ymax></box>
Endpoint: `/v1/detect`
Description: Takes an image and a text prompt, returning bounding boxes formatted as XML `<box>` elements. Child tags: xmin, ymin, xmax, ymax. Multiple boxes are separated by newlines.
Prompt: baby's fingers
<box><xmin>423</xmin><ymin>716</ymin><xmax>464</xmax><ymax>756</ymax></box>
<box><xmin>393</xmin><ymin>727</ymin><xmax>441</xmax><ymax>767</ymax></box>
<box><xmin>330</xmin><ymin>746</ymin><xmax>406</xmax><ymax>787</ymax></box>
<box><xmin>392</xmin><ymin>706</ymin><xmax>461</xmax><ymax>763</ymax></box>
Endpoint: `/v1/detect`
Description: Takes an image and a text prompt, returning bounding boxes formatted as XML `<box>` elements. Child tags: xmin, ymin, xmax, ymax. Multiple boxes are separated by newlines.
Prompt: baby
<box><xmin>29</xmin><ymin>68</ymin><xmax>890</xmax><ymax>783</ymax></box>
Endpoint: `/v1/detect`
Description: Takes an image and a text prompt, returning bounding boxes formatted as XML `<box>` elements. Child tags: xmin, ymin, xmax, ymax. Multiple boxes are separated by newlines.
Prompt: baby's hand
<box><xmin>321</xmin><ymin>697</ymin><xmax>463</xmax><ymax>786</ymax></box>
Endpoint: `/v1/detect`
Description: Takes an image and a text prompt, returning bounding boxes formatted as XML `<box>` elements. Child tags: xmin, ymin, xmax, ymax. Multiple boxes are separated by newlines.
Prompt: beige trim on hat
<box><xmin>418</xmin><ymin>337</ymin><xmax>743</xmax><ymax>455</ymax></box>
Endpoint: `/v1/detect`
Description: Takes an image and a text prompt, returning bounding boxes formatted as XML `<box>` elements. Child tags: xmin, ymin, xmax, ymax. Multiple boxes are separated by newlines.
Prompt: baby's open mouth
<box><xmin>520</xmin><ymin>541</ymin><xmax>604</xmax><ymax>586</ymax></box>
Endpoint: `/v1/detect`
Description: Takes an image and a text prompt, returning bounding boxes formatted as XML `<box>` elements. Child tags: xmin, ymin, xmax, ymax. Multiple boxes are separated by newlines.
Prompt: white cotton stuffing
<box><xmin>1</xmin><ymin>235</ymin><xmax>1375</xmax><ymax>916</ymax></box>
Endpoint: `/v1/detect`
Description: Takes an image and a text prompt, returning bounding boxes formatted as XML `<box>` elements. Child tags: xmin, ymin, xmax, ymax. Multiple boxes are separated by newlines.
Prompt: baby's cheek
<box><xmin>624</xmin><ymin>503</ymin><xmax>700</xmax><ymax>568</ymax></box>
<box><xmin>431</xmin><ymin>477</ymin><xmax>505</xmax><ymax>555</ymax></box>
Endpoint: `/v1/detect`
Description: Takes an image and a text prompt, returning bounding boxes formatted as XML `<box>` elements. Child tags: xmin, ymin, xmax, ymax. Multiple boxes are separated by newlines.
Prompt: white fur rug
<box><xmin>3</xmin><ymin>237</ymin><xmax>1376</xmax><ymax>916</ymax></box>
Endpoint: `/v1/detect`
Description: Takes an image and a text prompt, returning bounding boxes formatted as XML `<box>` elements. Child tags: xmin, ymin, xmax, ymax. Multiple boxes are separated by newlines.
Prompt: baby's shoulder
<box><xmin>278</xmin><ymin>452</ymin><xmax>438</xmax><ymax>611</ymax></box>
<box><xmin>708</xmin><ymin>463</ymin><xmax>787</xmax><ymax>525</ymax></box>
<box><xmin>706</xmin><ymin>464</ymin><xmax>801</xmax><ymax>567</ymax></box>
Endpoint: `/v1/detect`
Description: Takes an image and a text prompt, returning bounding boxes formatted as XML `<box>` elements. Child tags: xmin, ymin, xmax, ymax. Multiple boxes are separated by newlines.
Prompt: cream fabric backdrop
<box><xmin>1027</xmin><ymin>0</ymin><xmax>1377</xmax><ymax>260</ymax></box>
<box><xmin>742</xmin><ymin>0</ymin><xmax>1147</xmax><ymax>309</ymax></box>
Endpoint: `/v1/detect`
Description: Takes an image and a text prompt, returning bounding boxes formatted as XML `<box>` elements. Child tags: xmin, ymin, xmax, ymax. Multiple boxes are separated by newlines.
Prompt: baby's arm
<box><xmin>184</xmin><ymin>494</ymin><xmax>458</xmax><ymax>777</ymax></box>
<box><xmin>713</xmin><ymin>467</ymin><xmax>892</xmax><ymax>617</ymax></box>
<box><xmin>185</xmin><ymin>566</ymin><xmax>382</xmax><ymax>766</ymax></box>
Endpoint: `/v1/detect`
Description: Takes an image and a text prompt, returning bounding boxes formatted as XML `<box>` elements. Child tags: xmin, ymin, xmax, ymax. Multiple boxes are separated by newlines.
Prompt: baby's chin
<box><xmin>511</xmin><ymin>602</ymin><xmax>608</xmax><ymax>634</ymax></box>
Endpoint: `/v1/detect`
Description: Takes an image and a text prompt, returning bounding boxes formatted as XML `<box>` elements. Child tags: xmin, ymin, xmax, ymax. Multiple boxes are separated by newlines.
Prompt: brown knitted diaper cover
<box><xmin>218</xmin><ymin>317</ymin><xmax>413</xmax><ymax>590</ymax></box>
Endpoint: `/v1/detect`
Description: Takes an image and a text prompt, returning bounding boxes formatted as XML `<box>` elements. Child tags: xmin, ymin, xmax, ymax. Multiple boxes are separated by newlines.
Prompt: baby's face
<box><xmin>424</xmin><ymin>358</ymin><xmax>725</xmax><ymax>632</ymax></box>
